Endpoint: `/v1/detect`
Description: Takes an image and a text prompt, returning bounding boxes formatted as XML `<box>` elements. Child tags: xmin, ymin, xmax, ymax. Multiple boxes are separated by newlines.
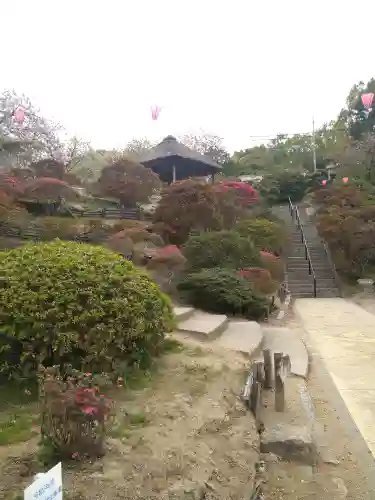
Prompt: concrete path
<box><xmin>295</xmin><ymin>297</ymin><xmax>375</xmax><ymax>458</ymax></box>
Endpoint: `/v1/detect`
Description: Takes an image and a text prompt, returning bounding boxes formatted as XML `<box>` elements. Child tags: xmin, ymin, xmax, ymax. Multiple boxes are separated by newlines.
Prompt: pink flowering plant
<box><xmin>38</xmin><ymin>365</ymin><xmax>113</xmax><ymax>459</ymax></box>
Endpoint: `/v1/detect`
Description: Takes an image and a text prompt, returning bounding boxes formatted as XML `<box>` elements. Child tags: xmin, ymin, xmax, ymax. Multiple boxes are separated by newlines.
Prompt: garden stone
<box><xmin>260</xmin><ymin>423</ymin><xmax>316</xmax><ymax>465</ymax></box>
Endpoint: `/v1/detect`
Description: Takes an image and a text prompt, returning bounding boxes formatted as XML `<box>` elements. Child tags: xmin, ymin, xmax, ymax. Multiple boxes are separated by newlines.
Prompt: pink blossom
<box><xmin>82</xmin><ymin>406</ymin><xmax>98</xmax><ymax>415</ymax></box>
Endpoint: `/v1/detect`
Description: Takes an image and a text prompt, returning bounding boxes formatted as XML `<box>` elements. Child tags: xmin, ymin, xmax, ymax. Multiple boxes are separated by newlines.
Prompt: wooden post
<box><xmin>274</xmin><ymin>352</ymin><xmax>291</xmax><ymax>412</ymax></box>
<box><xmin>250</xmin><ymin>380</ymin><xmax>261</xmax><ymax>418</ymax></box>
<box><xmin>250</xmin><ymin>361</ymin><xmax>264</xmax><ymax>419</ymax></box>
<box><xmin>243</xmin><ymin>368</ymin><xmax>253</xmax><ymax>408</ymax></box>
<box><xmin>263</xmin><ymin>349</ymin><xmax>273</xmax><ymax>389</ymax></box>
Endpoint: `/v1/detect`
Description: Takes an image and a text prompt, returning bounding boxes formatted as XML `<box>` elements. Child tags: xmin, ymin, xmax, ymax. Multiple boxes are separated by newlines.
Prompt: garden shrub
<box><xmin>34</xmin><ymin>217</ymin><xmax>82</xmax><ymax>241</ymax></box>
<box><xmin>259</xmin><ymin>171</ymin><xmax>321</xmax><ymax>204</ymax></box>
<box><xmin>317</xmin><ymin>205</ymin><xmax>375</xmax><ymax>279</ymax></box>
<box><xmin>214</xmin><ymin>181</ymin><xmax>260</xmax><ymax>207</ymax></box>
<box><xmin>260</xmin><ymin>251</ymin><xmax>285</xmax><ymax>282</ymax></box>
<box><xmin>177</xmin><ymin>268</ymin><xmax>268</xmax><ymax>320</ymax></box>
<box><xmin>152</xmin><ymin>179</ymin><xmax>243</xmax><ymax>245</ymax></box>
<box><xmin>0</xmin><ymin>240</ymin><xmax>175</xmax><ymax>380</ymax></box>
<box><xmin>97</xmin><ymin>158</ymin><xmax>161</xmax><ymax>207</ymax></box>
<box><xmin>182</xmin><ymin>230</ymin><xmax>261</xmax><ymax>271</ymax></box>
<box><xmin>313</xmin><ymin>184</ymin><xmax>375</xmax><ymax>280</ymax></box>
<box><xmin>235</xmin><ymin>218</ymin><xmax>286</xmax><ymax>255</ymax></box>
<box><xmin>39</xmin><ymin>366</ymin><xmax>113</xmax><ymax>460</ymax></box>
<box><xmin>146</xmin><ymin>245</ymin><xmax>186</xmax><ymax>296</ymax></box>
<box><xmin>113</xmin><ymin>227</ymin><xmax>163</xmax><ymax>246</ymax></box>
<box><xmin>107</xmin><ymin>227</ymin><xmax>163</xmax><ymax>261</ymax></box>
<box><xmin>313</xmin><ymin>184</ymin><xmax>368</xmax><ymax>211</ymax></box>
<box><xmin>238</xmin><ymin>267</ymin><xmax>277</xmax><ymax>295</ymax></box>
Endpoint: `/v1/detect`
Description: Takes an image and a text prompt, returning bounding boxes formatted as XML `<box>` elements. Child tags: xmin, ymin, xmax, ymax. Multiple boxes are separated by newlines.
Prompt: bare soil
<box><xmin>0</xmin><ymin>336</ymin><xmax>259</xmax><ymax>500</ymax></box>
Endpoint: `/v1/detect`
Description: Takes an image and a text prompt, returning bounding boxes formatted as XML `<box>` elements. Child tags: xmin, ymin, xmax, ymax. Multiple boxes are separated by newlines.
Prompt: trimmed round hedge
<box><xmin>182</xmin><ymin>229</ymin><xmax>261</xmax><ymax>272</ymax></box>
<box><xmin>0</xmin><ymin>240</ymin><xmax>174</xmax><ymax>379</ymax></box>
<box><xmin>177</xmin><ymin>268</ymin><xmax>268</xmax><ymax>320</ymax></box>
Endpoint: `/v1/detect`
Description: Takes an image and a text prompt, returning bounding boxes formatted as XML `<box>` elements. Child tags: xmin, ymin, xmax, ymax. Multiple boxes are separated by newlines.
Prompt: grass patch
<box><xmin>0</xmin><ymin>411</ymin><xmax>39</xmax><ymax>445</ymax></box>
<box><xmin>125</xmin><ymin>411</ymin><xmax>149</xmax><ymax>427</ymax></box>
<box><xmin>0</xmin><ymin>380</ymin><xmax>39</xmax><ymax>445</ymax></box>
<box><xmin>0</xmin><ymin>379</ymin><xmax>38</xmax><ymax>411</ymax></box>
<box><xmin>162</xmin><ymin>337</ymin><xmax>184</xmax><ymax>353</ymax></box>
<box><xmin>109</xmin><ymin>410</ymin><xmax>150</xmax><ymax>439</ymax></box>
<box><xmin>117</xmin><ymin>339</ymin><xmax>182</xmax><ymax>391</ymax></box>
<box><xmin>186</xmin><ymin>346</ymin><xmax>206</xmax><ymax>357</ymax></box>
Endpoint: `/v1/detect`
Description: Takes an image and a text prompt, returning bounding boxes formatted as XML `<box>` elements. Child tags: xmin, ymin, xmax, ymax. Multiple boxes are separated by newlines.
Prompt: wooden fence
<box><xmin>243</xmin><ymin>349</ymin><xmax>291</xmax><ymax>421</ymax></box>
<box><xmin>77</xmin><ymin>208</ymin><xmax>140</xmax><ymax>220</ymax></box>
<box><xmin>244</xmin><ymin>349</ymin><xmax>291</xmax><ymax>500</ymax></box>
<box><xmin>0</xmin><ymin>224</ymin><xmax>108</xmax><ymax>244</ymax></box>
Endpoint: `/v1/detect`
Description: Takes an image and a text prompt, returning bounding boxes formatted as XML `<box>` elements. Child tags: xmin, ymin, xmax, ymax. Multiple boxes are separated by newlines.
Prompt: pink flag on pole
<box><xmin>14</xmin><ymin>107</ymin><xmax>25</xmax><ymax>124</ymax></box>
<box><xmin>151</xmin><ymin>106</ymin><xmax>161</xmax><ymax>121</ymax></box>
<box><xmin>361</xmin><ymin>93</ymin><xmax>374</xmax><ymax>110</ymax></box>
<box><xmin>343</xmin><ymin>177</ymin><xmax>349</xmax><ymax>183</ymax></box>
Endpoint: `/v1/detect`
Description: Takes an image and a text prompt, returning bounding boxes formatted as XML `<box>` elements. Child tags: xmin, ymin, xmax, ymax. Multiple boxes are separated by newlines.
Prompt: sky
<box><xmin>2</xmin><ymin>0</ymin><xmax>375</xmax><ymax>153</ymax></box>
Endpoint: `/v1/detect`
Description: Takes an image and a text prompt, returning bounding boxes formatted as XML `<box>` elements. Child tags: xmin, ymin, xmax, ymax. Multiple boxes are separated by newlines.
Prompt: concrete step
<box><xmin>173</xmin><ymin>306</ymin><xmax>195</xmax><ymax>322</ymax></box>
<box><xmin>289</xmin><ymin>278</ymin><xmax>337</xmax><ymax>285</ymax></box>
<box><xmin>176</xmin><ymin>310</ymin><xmax>228</xmax><ymax>340</ymax></box>
<box><xmin>215</xmin><ymin>320</ymin><xmax>263</xmax><ymax>356</ymax></box>
<box><xmin>260</xmin><ymin>326</ymin><xmax>309</xmax><ymax>378</ymax></box>
<box><xmin>288</xmin><ymin>283</ymin><xmax>338</xmax><ymax>291</ymax></box>
<box><xmin>292</xmin><ymin>290</ymin><xmax>340</xmax><ymax>298</ymax></box>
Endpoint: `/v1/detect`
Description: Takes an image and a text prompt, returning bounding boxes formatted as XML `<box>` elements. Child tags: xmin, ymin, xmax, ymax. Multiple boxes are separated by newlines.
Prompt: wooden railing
<box><xmin>77</xmin><ymin>207</ymin><xmax>140</xmax><ymax>220</ymax></box>
<box><xmin>288</xmin><ymin>198</ymin><xmax>317</xmax><ymax>297</ymax></box>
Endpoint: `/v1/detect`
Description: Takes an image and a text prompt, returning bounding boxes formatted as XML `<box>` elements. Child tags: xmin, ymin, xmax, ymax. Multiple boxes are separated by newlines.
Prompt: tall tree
<box><xmin>180</xmin><ymin>133</ymin><xmax>230</xmax><ymax>165</ymax></box>
<box><xmin>71</xmin><ymin>149</ymin><xmax>122</xmax><ymax>183</ymax></box>
<box><xmin>0</xmin><ymin>90</ymin><xmax>62</xmax><ymax>162</ymax></box>
<box><xmin>61</xmin><ymin>136</ymin><xmax>91</xmax><ymax>171</ymax></box>
<box><xmin>339</xmin><ymin>78</ymin><xmax>375</xmax><ymax>140</ymax></box>
<box><xmin>97</xmin><ymin>157</ymin><xmax>161</xmax><ymax>207</ymax></box>
<box><xmin>125</xmin><ymin>138</ymin><xmax>155</xmax><ymax>160</ymax></box>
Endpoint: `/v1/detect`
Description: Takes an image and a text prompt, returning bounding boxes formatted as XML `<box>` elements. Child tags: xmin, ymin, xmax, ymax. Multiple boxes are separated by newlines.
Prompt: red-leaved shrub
<box><xmin>260</xmin><ymin>251</ymin><xmax>284</xmax><ymax>282</ymax></box>
<box><xmin>216</xmin><ymin>181</ymin><xmax>260</xmax><ymax>207</ymax></box>
<box><xmin>238</xmin><ymin>267</ymin><xmax>277</xmax><ymax>295</ymax></box>
<box><xmin>152</xmin><ymin>179</ymin><xmax>243</xmax><ymax>245</ymax></box>
<box><xmin>39</xmin><ymin>366</ymin><xmax>113</xmax><ymax>459</ymax></box>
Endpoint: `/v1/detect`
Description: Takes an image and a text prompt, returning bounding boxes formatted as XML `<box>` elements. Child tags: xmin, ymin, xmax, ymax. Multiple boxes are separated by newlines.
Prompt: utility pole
<box><xmin>312</xmin><ymin>117</ymin><xmax>317</xmax><ymax>173</ymax></box>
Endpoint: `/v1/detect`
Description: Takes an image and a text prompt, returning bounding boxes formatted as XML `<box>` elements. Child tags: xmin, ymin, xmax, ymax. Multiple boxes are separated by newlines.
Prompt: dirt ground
<box><xmin>0</xmin><ymin>336</ymin><xmax>259</xmax><ymax>500</ymax></box>
<box><xmin>265</xmin><ymin>309</ymin><xmax>375</xmax><ymax>500</ymax></box>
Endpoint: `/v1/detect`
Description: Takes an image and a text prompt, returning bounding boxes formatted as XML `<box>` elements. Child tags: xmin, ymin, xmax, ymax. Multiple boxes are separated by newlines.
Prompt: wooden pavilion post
<box><xmin>172</xmin><ymin>164</ymin><xmax>176</xmax><ymax>183</ymax></box>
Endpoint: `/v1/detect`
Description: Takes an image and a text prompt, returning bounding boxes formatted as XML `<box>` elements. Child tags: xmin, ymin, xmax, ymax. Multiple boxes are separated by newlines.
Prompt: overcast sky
<box><xmin>2</xmin><ymin>0</ymin><xmax>375</xmax><ymax>152</ymax></box>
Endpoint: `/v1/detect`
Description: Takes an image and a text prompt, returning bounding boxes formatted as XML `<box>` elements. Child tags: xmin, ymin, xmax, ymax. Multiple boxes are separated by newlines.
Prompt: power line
<box><xmin>246</xmin><ymin>128</ymin><xmax>347</xmax><ymax>139</ymax></box>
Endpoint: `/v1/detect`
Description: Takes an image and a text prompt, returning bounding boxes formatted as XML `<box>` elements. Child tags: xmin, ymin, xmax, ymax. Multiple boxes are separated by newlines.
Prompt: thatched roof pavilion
<box><xmin>139</xmin><ymin>135</ymin><xmax>222</xmax><ymax>183</ymax></box>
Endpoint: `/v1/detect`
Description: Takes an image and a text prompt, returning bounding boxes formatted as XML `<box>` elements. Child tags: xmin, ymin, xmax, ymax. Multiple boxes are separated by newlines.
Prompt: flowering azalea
<box><xmin>216</xmin><ymin>181</ymin><xmax>260</xmax><ymax>206</ymax></box>
<box><xmin>82</xmin><ymin>406</ymin><xmax>98</xmax><ymax>415</ymax></box>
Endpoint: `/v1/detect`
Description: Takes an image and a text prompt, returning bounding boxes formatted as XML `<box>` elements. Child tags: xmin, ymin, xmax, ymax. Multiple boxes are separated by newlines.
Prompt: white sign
<box><xmin>357</xmin><ymin>278</ymin><xmax>374</xmax><ymax>286</ymax></box>
<box><xmin>24</xmin><ymin>463</ymin><xmax>62</xmax><ymax>500</ymax></box>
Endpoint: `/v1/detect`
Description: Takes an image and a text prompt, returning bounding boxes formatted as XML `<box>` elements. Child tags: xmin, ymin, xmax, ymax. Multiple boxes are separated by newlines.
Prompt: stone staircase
<box><xmin>274</xmin><ymin>205</ymin><xmax>340</xmax><ymax>298</ymax></box>
<box><xmin>173</xmin><ymin>306</ymin><xmax>264</xmax><ymax>355</ymax></box>
<box><xmin>173</xmin><ymin>307</ymin><xmax>309</xmax><ymax>373</ymax></box>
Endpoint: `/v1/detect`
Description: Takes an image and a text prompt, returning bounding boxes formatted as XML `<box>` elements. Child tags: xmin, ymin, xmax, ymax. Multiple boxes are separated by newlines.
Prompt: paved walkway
<box><xmin>295</xmin><ymin>297</ymin><xmax>375</xmax><ymax>458</ymax></box>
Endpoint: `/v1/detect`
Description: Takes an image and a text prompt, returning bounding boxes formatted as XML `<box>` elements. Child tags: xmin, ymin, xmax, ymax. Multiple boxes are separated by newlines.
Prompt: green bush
<box><xmin>259</xmin><ymin>171</ymin><xmax>322</xmax><ymax>204</ymax></box>
<box><xmin>182</xmin><ymin>230</ymin><xmax>261</xmax><ymax>271</ymax></box>
<box><xmin>235</xmin><ymin>218</ymin><xmax>286</xmax><ymax>255</ymax></box>
<box><xmin>0</xmin><ymin>240</ymin><xmax>175</xmax><ymax>380</ymax></box>
<box><xmin>177</xmin><ymin>268</ymin><xmax>268</xmax><ymax>320</ymax></box>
